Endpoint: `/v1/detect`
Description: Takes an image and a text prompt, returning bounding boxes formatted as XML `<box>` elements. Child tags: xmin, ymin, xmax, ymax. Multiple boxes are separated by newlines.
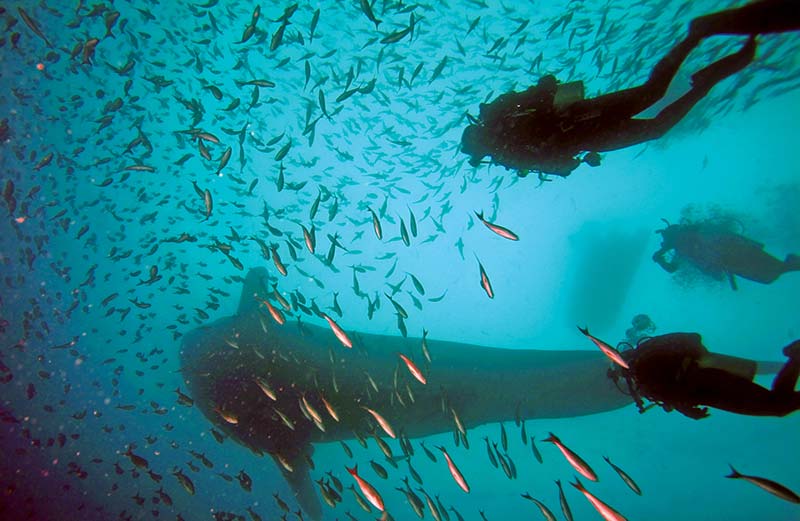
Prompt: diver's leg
<box><xmin>690</xmin><ymin>0</ymin><xmax>800</xmax><ymax>38</ymax></box>
<box><xmin>695</xmin><ymin>368</ymin><xmax>799</xmax><ymax>416</ymax></box>
<box><xmin>753</xmin><ymin>253</ymin><xmax>800</xmax><ymax>282</ymax></box>
<box><xmin>573</xmin><ymin>35</ymin><xmax>702</xmax><ymax>120</ymax></box>
<box><xmin>576</xmin><ymin>37</ymin><xmax>755</xmax><ymax>152</ymax></box>
<box><xmin>580</xmin><ymin>84</ymin><xmax>711</xmax><ymax>151</ymax></box>
<box><xmin>630</xmin><ymin>35</ymin><xmax>756</xmax><ymax>144</ymax></box>
<box><xmin>690</xmin><ymin>35</ymin><xmax>757</xmax><ymax>87</ymax></box>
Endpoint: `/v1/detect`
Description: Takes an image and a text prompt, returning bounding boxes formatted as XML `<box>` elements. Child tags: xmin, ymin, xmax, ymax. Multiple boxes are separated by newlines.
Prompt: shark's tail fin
<box><xmin>785</xmin><ymin>254</ymin><xmax>800</xmax><ymax>272</ymax></box>
<box><xmin>273</xmin><ymin>453</ymin><xmax>322</xmax><ymax>521</ymax></box>
<box><xmin>238</xmin><ymin>268</ymin><xmax>270</xmax><ymax>316</ymax></box>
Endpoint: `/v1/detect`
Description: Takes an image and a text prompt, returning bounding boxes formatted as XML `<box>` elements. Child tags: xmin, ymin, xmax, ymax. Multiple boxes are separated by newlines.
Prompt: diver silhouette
<box><xmin>652</xmin><ymin>221</ymin><xmax>800</xmax><ymax>290</ymax></box>
<box><xmin>461</xmin><ymin>0</ymin><xmax>800</xmax><ymax>177</ymax></box>
<box><xmin>613</xmin><ymin>332</ymin><xmax>800</xmax><ymax>419</ymax></box>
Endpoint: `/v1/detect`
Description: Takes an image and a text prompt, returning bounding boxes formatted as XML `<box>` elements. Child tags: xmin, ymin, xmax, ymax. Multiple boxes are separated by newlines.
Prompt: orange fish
<box><xmin>271</xmin><ymin>245</ymin><xmax>288</xmax><ymax>276</ymax></box>
<box><xmin>254</xmin><ymin>377</ymin><xmax>277</xmax><ymax>401</ymax></box>
<box><xmin>276</xmin><ymin>454</ymin><xmax>293</xmax><ymax>472</ymax></box>
<box><xmin>398</xmin><ymin>353</ymin><xmax>427</xmax><ymax>384</ymax></box>
<box><xmin>214</xmin><ymin>406</ymin><xmax>239</xmax><ymax>425</ymax></box>
<box><xmin>301</xmin><ymin>395</ymin><xmax>323</xmax><ymax>425</ymax></box>
<box><xmin>362</xmin><ymin>406</ymin><xmax>395</xmax><ymax>439</ymax></box>
<box><xmin>257</xmin><ymin>298</ymin><xmax>286</xmax><ymax>325</ymax></box>
<box><xmin>476</xmin><ymin>256</ymin><xmax>494</xmax><ymax>299</ymax></box>
<box><xmin>578</xmin><ymin>327</ymin><xmax>629</xmax><ymax>369</ymax></box>
<box><xmin>347</xmin><ymin>465</ymin><xmax>385</xmax><ymax>511</ymax></box>
<box><xmin>319</xmin><ymin>393</ymin><xmax>340</xmax><ymax>422</ymax></box>
<box><xmin>544</xmin><ymin>432</ymin><xmax>597</xmax><ymax>481</ymax></box>
<box><xmin>475</xmin><ymin>211</ymin><xmax>519</xmax><ymax>241</ymax></box>
<box><xmin>321</xmin><ymin>312</ymin><xmax>352</xmax><ymax>348</ymax></box>
<box><xmin>436</xmin><ymin>446</ymin><xmax>470</xmax><ymax>493</ymax></box>
<box><xmin>301</xmin><ymin>224</ymin><xmax>315</xmax><ymax>253</ymax></box>
<box><xmin>571</xmin><ymin>477</ymin><xmax>627</xmax><ymax>521</ymax></box>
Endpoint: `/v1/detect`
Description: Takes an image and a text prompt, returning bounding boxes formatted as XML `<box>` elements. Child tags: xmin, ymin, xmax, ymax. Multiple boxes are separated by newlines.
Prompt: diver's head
<box><xmin>461</xmin><ymin>125</ymin><xmax>490</xmax><ymax>166</ymax></box>
<box><xmin>655</xmin><ymin>219</ymin><xmax>680</xmax><ymax>243</ymax></box>
<box><xmin>631</xmin><ymin>314</ymin><xmax>654</xmax><ymax>331</ymax></box>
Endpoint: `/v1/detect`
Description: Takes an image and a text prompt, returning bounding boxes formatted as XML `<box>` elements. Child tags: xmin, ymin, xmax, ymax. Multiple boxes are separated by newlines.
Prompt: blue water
<box><xmin>1</xmin><ymin>1</ymin><xmax>799</xmax><ymax>520</ymax></box>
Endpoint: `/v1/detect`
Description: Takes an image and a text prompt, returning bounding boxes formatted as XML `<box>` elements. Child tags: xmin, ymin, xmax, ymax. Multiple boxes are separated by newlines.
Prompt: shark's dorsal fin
<box><xmin>238</xmin><ymin>268</ymin><xmax>270</xmax><ymax>316</ymax></box>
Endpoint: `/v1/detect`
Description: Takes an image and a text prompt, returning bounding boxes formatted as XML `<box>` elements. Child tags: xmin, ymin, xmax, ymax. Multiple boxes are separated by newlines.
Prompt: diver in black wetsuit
<box><xmin>612</xmin><ymin>333</ymin><xmax>800</xmax><ymax>419</ymax></box>
<box><xmin>652</xmin><ymin>221</ymin><xmax>800</xmax><ymax>290</ymax></box>
<box><xmin>461</xmin><ymin>0</ymin><xmax>800</xmax><ymax>178</ymax></box>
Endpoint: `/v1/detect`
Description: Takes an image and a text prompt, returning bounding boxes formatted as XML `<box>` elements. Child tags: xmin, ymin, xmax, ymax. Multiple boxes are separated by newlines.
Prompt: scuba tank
<box><xmin>554</xmin><ymin>80</ymin><xmax>585</xmax><ymax>109</ymax></box>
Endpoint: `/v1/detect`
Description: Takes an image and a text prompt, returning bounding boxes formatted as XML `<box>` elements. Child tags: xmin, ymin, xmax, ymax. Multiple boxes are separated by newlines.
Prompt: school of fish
<box><xmin>1</xmin><ymin>1</ymin><xmax>799</xmax><ymax>520</ymax></box>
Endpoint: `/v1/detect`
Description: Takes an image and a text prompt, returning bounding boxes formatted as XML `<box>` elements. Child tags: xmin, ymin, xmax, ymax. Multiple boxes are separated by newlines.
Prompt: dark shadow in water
<box><xmin>565</xmin><ymin>223</ymin><xmax>651</xmax><ymax>332</ymax></box>
<box><xmin>757</xmin><ymin>182</ymin><xmax>800</xmax><ymax>249</ymax></box>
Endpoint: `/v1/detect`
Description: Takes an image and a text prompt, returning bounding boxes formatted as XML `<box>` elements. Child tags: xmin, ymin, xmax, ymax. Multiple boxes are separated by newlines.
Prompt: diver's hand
<box><xmin>653</xmin><ymin>250</ymin><xmax>678</xmax><ymax>273</ymax></box>
<box><xmin>679</xmin><ymin>405</ymin><xmax>709</xmax><ymax>420</ymax></box>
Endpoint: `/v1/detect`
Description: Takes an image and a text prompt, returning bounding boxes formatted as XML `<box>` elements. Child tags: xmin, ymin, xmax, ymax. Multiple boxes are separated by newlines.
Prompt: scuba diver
<box><xmin>461</xmin><ymin>0</ymin><xmax>800</xmax><ymax>178</ymax></box>
<box><xmin>625</xmin><ymin>314</ymin><xmax>657</xmax><ymax>347</ymax></box>
<box><xmin>611</xmin><ymin>332</ymin><xmax>800</xmax><ymax>419</ymax></box>
<box><xmin>652</xmin><ymin>220</ymin><xmax>800</xmax><ymax>290</ymax></box>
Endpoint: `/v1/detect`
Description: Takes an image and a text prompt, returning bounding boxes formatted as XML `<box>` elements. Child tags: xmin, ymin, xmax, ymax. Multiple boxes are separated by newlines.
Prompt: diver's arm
<box><xmin>675</xmin><ymin>403</ymin><xmax>710</xmax><ymax>420</ymax></box>
<box><xmin>652</xmin><ymin>248</ymin><xmax>678</xmax><ymax>273</ymax></box>
<box><xmin>533</xmin><ymin>155</ymin><xmax>581</xmax><ymax>178</ymax></box>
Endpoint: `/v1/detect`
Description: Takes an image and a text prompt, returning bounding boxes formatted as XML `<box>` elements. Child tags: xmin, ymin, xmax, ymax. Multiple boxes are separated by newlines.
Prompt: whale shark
<box><xmin>180</xmin><ymin>268</ymin><xmax>633</xmax><ymax>519</ymax></box>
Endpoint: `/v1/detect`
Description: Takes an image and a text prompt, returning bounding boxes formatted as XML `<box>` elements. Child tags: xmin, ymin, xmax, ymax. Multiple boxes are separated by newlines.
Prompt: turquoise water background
<box><xmin>1</xmin><ymin>1</ymin><xmax>799</xmax><ymax>520</ymax></box>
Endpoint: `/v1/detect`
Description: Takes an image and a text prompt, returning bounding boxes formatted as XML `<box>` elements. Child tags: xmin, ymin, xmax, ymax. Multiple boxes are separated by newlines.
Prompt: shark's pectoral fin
<box><xmin>273</xmin><ymin>451</ymin><xmax>322</xmax><ymax>521</ymax></box>
<box><xmin>237</xmin><ymin>267</ymin><xmax>270</xmax><ymax>315</ymax></box>
<box><xmin>698</xmin><ymin>353</ymin><xmax>757</xmax><ymax>380</ymax></box>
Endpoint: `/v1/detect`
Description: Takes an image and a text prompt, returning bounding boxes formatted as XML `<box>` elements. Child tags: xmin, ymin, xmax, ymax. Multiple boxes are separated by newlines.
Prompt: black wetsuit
<box><xmin>620</xmin><ymin>333</ymin><xmax>800</xmax><ymax>419</ymax></box>
<box><xmin>652</xmin><ymin>223</ymin><xmax>800</xmax><ymax>290</ymax></box>
<box><xmin>461</xmin><ymin>0</ymin><xmax>800</xmax><ymax>176</ymax></box>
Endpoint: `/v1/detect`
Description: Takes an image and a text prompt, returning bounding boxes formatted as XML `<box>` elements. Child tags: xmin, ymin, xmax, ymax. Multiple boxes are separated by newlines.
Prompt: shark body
<box><xmin>180</xmin><ymin>268</ymin><xmax>632</xmax><ymax>519</ymax></box>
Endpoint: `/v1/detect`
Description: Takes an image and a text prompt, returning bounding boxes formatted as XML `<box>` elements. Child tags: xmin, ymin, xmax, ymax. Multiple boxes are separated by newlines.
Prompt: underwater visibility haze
<box><xmin>1</xmin><ymin>1</ymin><xmax>800</xmax><ymax>520</ymax></box>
